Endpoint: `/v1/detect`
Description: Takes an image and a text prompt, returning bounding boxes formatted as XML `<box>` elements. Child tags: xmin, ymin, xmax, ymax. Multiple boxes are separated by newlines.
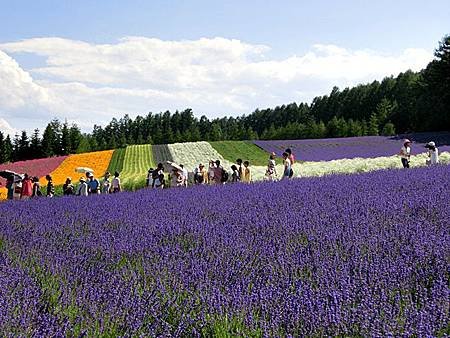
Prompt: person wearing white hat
<box><xmin>425</xmin><ymin>141</ymin><xmax>439</xmax><ymax>165</ymax></box>
<box><xmin>399</xmin><ymin>139</ymin><xmax>412</xmax><ymax>168</ymax></box>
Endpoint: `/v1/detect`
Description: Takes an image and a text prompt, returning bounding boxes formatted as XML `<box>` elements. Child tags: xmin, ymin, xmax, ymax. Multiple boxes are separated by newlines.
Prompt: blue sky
<box><xmin>0</xmin><ymin>0</ymin><xmax>448</xmax><ymax>134</ymax></box>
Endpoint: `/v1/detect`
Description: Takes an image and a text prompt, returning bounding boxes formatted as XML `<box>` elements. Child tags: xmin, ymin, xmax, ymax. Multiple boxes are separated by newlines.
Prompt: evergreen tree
<box><xmin>368</xmin><ymin>114</ymin><xmax>379</xmax><ymax>135</ymax></box>
<box><xmin>30</xmin><ymin>129</ymin><xmax>42</xmax><ymax>158</ymax></box>
<box><xmin>61</xmin><ymin>122</ymin><xmax>71</xmax><ymax>155</ymax></box>
<box><xmin>381</xmin><ymin>122</ymin><xmax>396</xmax><ymax>136</ymax></box>
<box><xmin>0</xmin><ymin>131</ymin><xmax>5</xmax><ymax>163</ymax></box>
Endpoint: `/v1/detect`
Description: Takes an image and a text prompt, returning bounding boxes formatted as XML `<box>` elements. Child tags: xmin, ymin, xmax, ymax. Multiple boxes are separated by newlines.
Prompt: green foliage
<box><xmin>209</xmin><ymin>141</ymin><xmax>273</xmax><ymax>166</ymax></box>
<box><xmin>107</xmin><ymin>148</ymin><xmax>126</xmax><ymax>174</ymax></box>
<box><xmin>368</xmin><ymin>113</ymin><xmax>379</xmax><ymax>136</ymax></box>
<box><xmin>120</xmin><ymin>144</ymin><xmax>155</xmax><ymax>190</ymax></box>
<box><xmin>381</xmin><ymin>122</ymin><xmax>396</xmax><ymax>136</ymax></box>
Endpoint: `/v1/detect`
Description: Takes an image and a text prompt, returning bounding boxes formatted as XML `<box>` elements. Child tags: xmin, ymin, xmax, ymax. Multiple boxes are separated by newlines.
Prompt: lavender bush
<box><xmin>0</xmin><ymin>166</ymin><xmax>449</xmax><ymax>336</ymax></box>
<box><xmin>254</xmin><ymin>133</ymin><xmax>450</xmax><ymax>161</ymax></box>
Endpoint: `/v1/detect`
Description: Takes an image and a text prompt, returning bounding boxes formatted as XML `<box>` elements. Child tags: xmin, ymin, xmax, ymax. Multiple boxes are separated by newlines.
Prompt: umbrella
<box><xmin>166</xmin><ymin>161</ymin><xmax>183</xmax><ymax>172</ymax></box>
<box><xmin>0</xmin><ymin>170</ymin><xmax>23</xmax><ymax>181</ymax></box>
<box><xmin>75</xmin><ymin>167</ymin><xmax>94</xmax><ymax>174</ymax></box>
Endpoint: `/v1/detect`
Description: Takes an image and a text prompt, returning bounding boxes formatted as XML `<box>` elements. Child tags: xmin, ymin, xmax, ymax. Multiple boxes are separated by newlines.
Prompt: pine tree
<box><xmin>368</xmin><ymin>113</ymin><xmax>379</xmax><ymax>135</ymax></box>
<box><xmin>30</xmin><ymin>129</ymin><xmax>42</xmax><ymax>158</ymax></box>
<box><xmin>381</xmin><ymin>122</ymin><xmax>396</xmax><ymax>136</ymax></box>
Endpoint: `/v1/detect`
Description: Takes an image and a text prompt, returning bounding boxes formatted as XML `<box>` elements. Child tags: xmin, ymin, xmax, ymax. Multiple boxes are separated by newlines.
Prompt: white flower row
<box><xmin>167</xmin><ymin>141</ymin><xmax>449</xmax><ymax>181</ymax></box>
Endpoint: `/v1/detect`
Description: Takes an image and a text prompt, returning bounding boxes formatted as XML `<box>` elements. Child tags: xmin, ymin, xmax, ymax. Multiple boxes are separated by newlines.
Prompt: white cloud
<box><xmin>0</xmin><ymin>118</ymin><xmax>18</xmax><ymax>136</ymax></box>
<box><xmin>0</xmin><ymin>37</ymin><xmax>433</xmax><ymax>132</ymax></box>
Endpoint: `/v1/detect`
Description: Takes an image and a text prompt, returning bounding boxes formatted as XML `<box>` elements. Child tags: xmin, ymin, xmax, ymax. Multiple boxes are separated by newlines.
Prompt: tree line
<box><xmin>0</xmin><ymin>35</ymin><xmax>448</xmax><ymax>164</ymax></box>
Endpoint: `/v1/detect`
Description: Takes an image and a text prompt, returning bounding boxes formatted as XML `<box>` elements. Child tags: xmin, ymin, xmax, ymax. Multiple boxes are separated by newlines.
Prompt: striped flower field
<box><xmin>0</xmin><ymin>136</ymin><xmax>449</xmax><ymax>196</ymax></box>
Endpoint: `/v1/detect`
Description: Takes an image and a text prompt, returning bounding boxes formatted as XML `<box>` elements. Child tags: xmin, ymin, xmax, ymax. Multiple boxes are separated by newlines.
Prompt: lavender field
<box><xmin>254</xmin><ymin>132</ymin><xmax>450</xmax><ymax>161</ymax></box>
<box><xmin>1</xmin><ymin>166</ymin><xmax>449</xmax><ymax>336</ymax></box>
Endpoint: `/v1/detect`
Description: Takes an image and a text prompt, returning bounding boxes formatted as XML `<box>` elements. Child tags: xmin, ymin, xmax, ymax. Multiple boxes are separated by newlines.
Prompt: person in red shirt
<box><xmin>20</xmin><ymin>173</ymin><xmax>33</xmax><ymax>199</ymax></box>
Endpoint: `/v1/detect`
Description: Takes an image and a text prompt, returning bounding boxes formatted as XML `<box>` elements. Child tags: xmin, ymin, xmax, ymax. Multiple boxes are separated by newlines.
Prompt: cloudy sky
<box><xmin>0</xmin><ymin>0</ymin><xmax>449</xmax><ymax>135</ymax></box>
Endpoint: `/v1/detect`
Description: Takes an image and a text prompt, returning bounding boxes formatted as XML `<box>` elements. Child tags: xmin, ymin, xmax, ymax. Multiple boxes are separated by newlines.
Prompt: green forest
<box><xmin>0</xmin><ymin>35</ymin><xmax>448</xmax><ymax>164</ymax></box>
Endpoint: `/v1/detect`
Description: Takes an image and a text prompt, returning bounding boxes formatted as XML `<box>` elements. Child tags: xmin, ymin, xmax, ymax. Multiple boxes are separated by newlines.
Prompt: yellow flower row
<box><xmin>40</xmin><ymin>150</ymin><xmax>114</xmax><ymax>186</ymax></box>
<box><xmin>0</xmin><ymin>187</ymin><xmax>6</xmax><ymax>200</ymax></box>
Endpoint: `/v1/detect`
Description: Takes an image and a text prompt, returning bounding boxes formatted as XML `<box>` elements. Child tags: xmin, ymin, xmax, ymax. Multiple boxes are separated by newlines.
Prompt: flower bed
<box><xmin>0</xmin><ymin>156</ymin><xmax>68</xmax><ymax>199</ymax></box>
<box><xmin>0</xmin><ymin>166</ymin><xmax>448</xmax><ymax>336</ymax></box>
<box><xmin>254</xmin><ymin>133</ymin><xmax>450</xmax><ymax>161</ymax></box>
<box><xmin>41</xmin><ymin>150</ymin><xmax>114</xmax><ymax>186</ymax></box>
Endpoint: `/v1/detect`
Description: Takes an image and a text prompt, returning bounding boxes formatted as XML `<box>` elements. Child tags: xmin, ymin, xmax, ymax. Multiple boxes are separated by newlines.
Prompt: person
<box><xmin>265</xmin><ymin>153</ymin><xmax>278</xmax><ymax>181</ymax></box>
<box><xmin>20</xmin><ymin>173</ymin><xmax>33</xmax><ymax>199</ymax></box>
<box><xmin>6</xmin><ymin>176</ymin><xmax>14</xmax><ymax>200</ymax></box>
<box><xmin>180</xmin><ymin>164</ymin><xmax>189</xmax><ymax>187</ymax></box>
<box><xmin>111</xmin><ymin>171</ymin><xmax>122</xmax><ymax>193</ymax></box>
<box><xmin>213</xmin><ymin>160</ymin><xmax>225</xmax><ymax>184</ymax></box>
<box><xmin>236</xmin><ymin>159</ymin><xmax>244</xmax><ymax>179</ymax></box>
<box><xmin>63</xmin><ymin>177</ymin><xmax>75</xmax><ymax>196</ymax></box>
<box><xmin>102</xmin><ymin>172</ymin><xmax>111</xmax><ymax>194</ymax></box>
<box><xmin>146</xmin><ymin>168</ymin><xmax>154</xmax><ymax>187</ymax></box>
<box><xmin>45</xmin><ymin>174</ymin><xmax>55</xmax><ymax>197</ymax></box>
<box><xmin>208</xmin><ymin>161</ymin><xmax>216</xmax><ymax>184</ymax></box>
<box><xmin>194</xmin><ymin>163</ymin><xmax>208</xmax><ymax>184</ymax></box>
<box><xmin>170</xmin><ymin>168</ymin><xmax>184</xmax><ymax>187</ymax></box>
<box><xmin>152</xmin><ymin>163</ymin><xmax>165</xmax><ymax>189</ymax></box>
<box><xmin>242</xmin><ymin>161</ymin><xmax>252</xmax><ymax>183</ymax></box>
<box><xmin>425</xmin><ymin>141</ymin><xmax>439</xmax><ymax>165</ymax></box>
<box><xmin>31</xmin><ymin>177</ymin><xmax>42</xmax><ymax>197</ymax></box>
<box><xmin>285</xmin><ymin>148</ymin><xmax>295</xmax><ymax>178</ymax></box>
<box><xmin>87</xmin><ymin>173</ymin><xmax>100</xmax><ymax>195</ymax></box>
<box><xmin>282</xmin><ymin>152</ymin><xmax>292</xmax><ymax>180</ymax></box>
<box><xmin>399</xmin><ymin>139</ymin><xmax>412</xmax><ymax>168</ymax></box>
<box><xmin>230</xmin><ymin>165</ymin><xmax>240</xmax><ymax>183</ymax></box>
<box><xmin>76</xmin><ymin>177</ymin><xmax>89</xmax><ymax>196</ymax></box>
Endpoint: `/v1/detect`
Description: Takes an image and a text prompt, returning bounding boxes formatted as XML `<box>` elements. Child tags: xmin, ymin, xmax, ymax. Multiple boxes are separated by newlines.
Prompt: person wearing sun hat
<box><xmin>399</xmin><ymin>139</ymin><xmax>412</xmax><ymax>168</ymax></box>
<box><xmin>425</xmin><ymin>141</ymin><xmax>439</xmax><ymax>165</ymax></box>
<box><xmin>76</xmin><ymin>177</ymin><xmax>89</xmax><ymax>196</ymax></box>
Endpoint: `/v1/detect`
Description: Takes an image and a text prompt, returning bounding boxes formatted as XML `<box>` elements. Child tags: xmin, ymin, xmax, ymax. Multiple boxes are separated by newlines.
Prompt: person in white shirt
<box><xmin>111</xmin><ymin>171</ymin><xmax>121</xmax><ymax>193</ymax></box>
<box><xmin>282</xmin><ymin>152</ymin><xmax>292</xmax><ymax>180</ymax></box>
<box><xmin>265</xmin><ymin>153</ymin><xmax>278</xmax><ymax>181</ymax></box>
<box><xmin>180</xmin><ymin>164</ymin><xmax>189</xmax><ymax>187</ymax></box>
<box><xmin>399</xmin><ymin>139</ymin><xmax>412</xmax><ymax>168</ymax></box>
<box><xmin>425</xmin><ymin>141</ymin><xmax>439</xmax><ymax>165</ymax></box>
<box><xmin>76</xmin><ymin>177</ymin><xmax>89</xmax><ymax>196</ymax></box>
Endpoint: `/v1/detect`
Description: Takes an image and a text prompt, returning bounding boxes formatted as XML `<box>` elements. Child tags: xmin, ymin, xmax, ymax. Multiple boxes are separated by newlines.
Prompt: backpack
<box><xmin>221</xmin><ymin>168</ymin><xmax>229</xmax><ymax>183</ymax></box>
<box><xmin>151</xmin><ymin>169</ymin><xmax>159</xmax><ymax>180</ymax></box>
<box><xmin>195</xmin><ymin>172</ymin><xmax>204</xmax><ymax>184</ymax></box>
<box><xmin>289</xmin><ymin>168</ymin><xmax>294</xmax><ymax>178</ymax></box>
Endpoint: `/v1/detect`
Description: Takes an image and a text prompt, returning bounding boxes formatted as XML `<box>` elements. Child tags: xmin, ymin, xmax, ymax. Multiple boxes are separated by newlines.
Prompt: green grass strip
<box><xmin>209</xmin><ymin>141</ymin><xmax>273</xmax><ymax>166</ymax></box>
<box><xmin>121</xmin><ymin>144</ymin><xmax>155</xmax><ymax>191</ymax></box>
<box><xmin>107</xmin><ymin>148</ymin><xmax>126</xmax><ymax>174</ymax></box>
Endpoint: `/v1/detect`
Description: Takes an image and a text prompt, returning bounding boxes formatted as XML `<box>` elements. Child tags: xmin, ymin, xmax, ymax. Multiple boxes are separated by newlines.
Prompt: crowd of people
<box><xmin>1</xmin><ymin>140</ymin><xmax>442</xmax><ymax>201</ymax></box>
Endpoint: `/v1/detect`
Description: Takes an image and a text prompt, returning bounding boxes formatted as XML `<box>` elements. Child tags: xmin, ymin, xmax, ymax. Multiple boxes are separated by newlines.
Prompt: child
<box><xmin>265</xmin><ymin>153</ymin><xmax>278</xmax><ymax>181</ymax></box>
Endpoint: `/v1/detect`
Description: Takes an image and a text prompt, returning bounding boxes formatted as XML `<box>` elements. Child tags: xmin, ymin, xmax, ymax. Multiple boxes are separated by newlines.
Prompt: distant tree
<box><xmin>381</xmin><ymin>122</ymin><xmax>396</xmax><ymax>136</ymax></box>
<box><xmin>69</xmin><ymin>124</ymin><xmax>82</xmax><ymax>153</ymax></box>
<box><xmin>3</xmin><ymin>135</ymin><xmax>13</xmax><ymax>162</ymax></box>
<box><xmin>30</xmin><ymin>129</ymin><xmax>42</xmax><ymax>158</ymax></box>
<box><xmin>61</xmin><ymin>121</ymin><xmax>71</xmax><ymax>155</ymax></box>
<box><xmin>0</xmin><ymin>131</ymin><xmax>5</xmax><ymax>163</ymax></box>
<box><xmin>368</xmin><ymin>113</ymin><xmax>379</xmax><ymax>135</ymax></box>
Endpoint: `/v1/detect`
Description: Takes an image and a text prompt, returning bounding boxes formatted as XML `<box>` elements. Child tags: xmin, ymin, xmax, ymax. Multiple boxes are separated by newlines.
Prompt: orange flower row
<box><xmin>40</xmin><ymin>150</ymin><xmax>114</xmax><ymax>186</ymax></box>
